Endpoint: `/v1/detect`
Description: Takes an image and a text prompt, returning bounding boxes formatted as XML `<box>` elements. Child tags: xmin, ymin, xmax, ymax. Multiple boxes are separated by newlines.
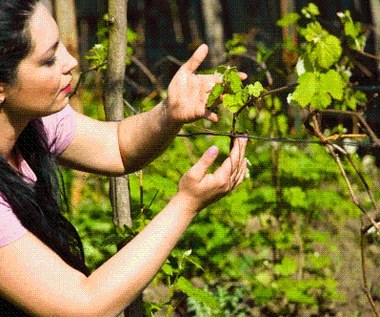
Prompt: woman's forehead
<box><xmin>28</xmin><ymin>3</ymin><xmax>59</xmax><ymax>58</ymax></box>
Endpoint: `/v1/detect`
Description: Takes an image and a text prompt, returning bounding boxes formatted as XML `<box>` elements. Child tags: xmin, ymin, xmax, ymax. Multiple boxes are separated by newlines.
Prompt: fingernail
<box><xmin>207</xmin><ymin>146</ymin><xmax>219</xmax><ymax>157</ymax></box>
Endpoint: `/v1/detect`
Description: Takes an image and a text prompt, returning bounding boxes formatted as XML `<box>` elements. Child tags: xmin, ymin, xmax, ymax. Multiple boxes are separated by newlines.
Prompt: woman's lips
<box><xmin>62</xmin><ymin>84</ymin><xmax>72</xmax><ymax>94</ymax></box>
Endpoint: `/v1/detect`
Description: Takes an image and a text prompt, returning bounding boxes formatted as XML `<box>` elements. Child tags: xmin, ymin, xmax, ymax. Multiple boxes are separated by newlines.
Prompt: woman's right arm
<box><xmin>0</xmin><ymin>138</ymin><xmax>247</xmax><ymax>317</ymax></box>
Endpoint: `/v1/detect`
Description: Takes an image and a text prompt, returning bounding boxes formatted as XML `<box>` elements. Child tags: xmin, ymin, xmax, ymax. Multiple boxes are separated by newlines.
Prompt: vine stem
<box><xmin>310</xmin><ymin>114</ymin><xmax>380</xmax><ymax>234</ymax></box>
<box><xmin>310</xmin><ymin>113</ymin><xmax>380</xmax><ymax>316</ymax></box>
<box><xmin>360</xmin><ymin>218</ymin><xmax>380</xmax><ymax>317</ymax></box>
<box><xmin>355</xmin><ymin>49</ymin><xmax>380</xmax><ymax>62</ymax></box>
<box><xmin>229</xmin><ymin>114</ymin><xmax>237</xmax><ymax>151</ymax></box>
<box><xmin>321</xmin><ymin>109</ymin><xmax>380</xmax><ymax>147</ymax></box>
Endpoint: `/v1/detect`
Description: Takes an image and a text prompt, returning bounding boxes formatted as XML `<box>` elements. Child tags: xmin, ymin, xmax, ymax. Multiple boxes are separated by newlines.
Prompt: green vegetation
<box><xmin>64</xmin><ymin>3</ymin><xmax>380</xmax><ymax>316</ymax></box>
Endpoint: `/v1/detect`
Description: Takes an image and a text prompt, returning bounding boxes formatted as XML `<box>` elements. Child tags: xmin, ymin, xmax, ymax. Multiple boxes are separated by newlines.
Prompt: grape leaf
<box><xmin>314</xmin><ymin>34</ymin><xmax>342</xmax><ymax>69</ymax></box>
<box><xmin>303</xmin><ymin>22</ymin><xmax>324</xmax><ymax>43</ymax></box>
<box><xmin>301</xmin><ymin>2</ymin><xmax>320</xmax><ymax>18</ymax></box>
<box><xmin>292</xmin><ymin>70</ymin><xmax>344</xmax><ymax>110</ymax></box>
<box><xmin>207</xmin><ymin>84</ymin><xmax>224</xmax><ymax>107</ymax></box>
<box><xmin>247</xmin><ymin>81</ymin><xmax>264</xmax><ymax>98</ymax></box>
<box><xmin>228</xmin><ymin>69</ymin><xmax>243</xmax><ymax>93</ymax></box>
<box><xmin>222</xmin><ymin>94</ymin><xmax>240</xmax><ymax>113</ymax></box>
<box><xmin>277</xmin><ymin>12</ymin><xmax>300</xmax><ymax>27</ymax></box>
<box><xmin>319</xmin><ymin>70</ymin><xmax>344</xmax><ymax>101</ymax></box>
<box><xmin>292</xmin><ymin>72</ymin><xmax>318</xmax><ymax>107</ymax></box>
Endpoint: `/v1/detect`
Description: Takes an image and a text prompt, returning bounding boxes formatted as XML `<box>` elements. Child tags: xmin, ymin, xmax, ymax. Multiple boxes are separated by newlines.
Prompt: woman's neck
<box><xmin>0</xmin><ymin>109</ymin><xmax>29</xmax><ymax>163</ymax></box>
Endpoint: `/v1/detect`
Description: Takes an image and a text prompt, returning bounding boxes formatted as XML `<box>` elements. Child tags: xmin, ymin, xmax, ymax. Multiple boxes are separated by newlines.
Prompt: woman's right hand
<box><xmin>176</xmin><ymin>137</ymin><xmax>248</xmax><ymax>214</ymax></box>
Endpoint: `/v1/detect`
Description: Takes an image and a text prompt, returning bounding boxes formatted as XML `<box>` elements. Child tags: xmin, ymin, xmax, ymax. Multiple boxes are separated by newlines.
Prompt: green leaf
<box><xmin>228</xmin><ymin>46</ymin><xmax>247</xmax><ymax>55</ymax></box>
<box><xmin>292</xmin><ymin>72</ymin><xmax>318</xmax><ymax>107</ymax></box>
<box><xmin>252</xmin><ymin>284</ymin><xmax>277</xmax><ymax>305</ymax></box>
<box><xmin>247</xmin><ymin>81</ymin><xmax>264</xmax><ymax>98</ymax></box>
<box><xmin>301</xmin><ymin>21</ymin><xmax>342</xmax><ymax>69</ymax></box>
<box><xmin>274</xmin><ymin>257</ymin><xmax>298</xmax><ymax>276</ymax></box>
<box><xmin>222</xmin><ymin>94</ymin><xmax>240</xmax><ymax>113</ymax></box>
<box><xmin>292</xmin><ymin>70</ymin><xmax>344</xmax><ymax>110</ymax></box>
<box><xmin>314</xmin><ymin>34</ymin><xmax>342</xmax><ymax>69</ymax></box>
<box><xmin>283</xmin><ymin>186</ymin><xmax>307</xmax><ymax>209</ymax></box>
<box><xmin>301</xmin><ymin>2</ymin><xmax>320</xmax><ymax>18</ymax></box>
<box><xmin>228</xmin><ymin>69</ymin><xmax>243</xmax><ymax>93</ymax></box>
<box><xmin>175</xmin><ymin>277</ymin><xmax>220</xmax><ymax>311</ymax></box>
<box><xmin>320</xmin><ymin>70</ymin><xmax>344</xmax><ymax>100</ymax></box>
<box><xmin>309</xmin><ymin>254</ymin><xmax>331</xmax><ymax>269</ymax></box>
<box><xmin>216</xmin><ymin>65</ymin><xmax>229</xmax><ymax>74</ymax></box>
<box><xmin>344</xmin><ymin>19</ymin><xmax>360</xmax><ymax>38</ymax></box>
<box><xmin>284</xmin><ymin>287</ymin><xmax>316</xmax><ymax>305</ymax></box>
<box><xmin>303</xmin><ymin>22</ymin><xmax>324</xmax><ymax>43</ymax></box>
<box><xmin>277</xmin><ymin>13</ymin><xmax>300</xmax><ymax>27</ymax></box>
<box><xmin>277</xmin><ymin>114</ymin><xmax>288</xmax><ymax>135</ymax></box>
<box><xmin>225</xmin><ymin>33</ymin><xmax>247</xmax><ymax>52</ymax></box>
<box><xmin>207</xmin><ymin>84</ymin><xmax>224</xmax><ymax>107</ymax></box>
<box><xmin>295</xmin><ymin>55</ymin><xmax>314</xmax><ymax>76</ymax></box>
<box><xmin>256</xmin><ymin>272</ymin><xmax>273</xmax><ymax>286</ymax></box>
<box><xmin>161</xmin><ymin>262</ymin><xmax>174</xmax><ymax>276</ymax></box>
<box><xmin>338</xmin><ymin>10</ymin><xmax>365</xmax><ymax>50</ymax></box>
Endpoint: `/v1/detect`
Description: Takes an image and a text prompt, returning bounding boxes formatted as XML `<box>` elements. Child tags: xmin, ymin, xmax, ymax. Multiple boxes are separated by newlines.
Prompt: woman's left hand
<box><xmin>166</xmin><ymin>44</ymin><xmax>223</xmax><ymax>124</ymax></box>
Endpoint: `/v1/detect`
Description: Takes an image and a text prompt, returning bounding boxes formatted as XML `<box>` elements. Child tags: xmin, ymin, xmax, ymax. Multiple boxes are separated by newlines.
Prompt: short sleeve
<box><xmin>0</xmin><ymin>197</ymin><xmax>27</xmax><ymax>247</ymax></box>
<box><xmin>41</xmin><ymin>104</ymin><xmax>77</xmax><ymax>156</ymax></box>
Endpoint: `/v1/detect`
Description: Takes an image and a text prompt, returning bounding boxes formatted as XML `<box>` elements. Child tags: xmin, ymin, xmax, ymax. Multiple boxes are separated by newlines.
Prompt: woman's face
<box><xmin>1</xmin><ymin>3</ymin><xmax>78</xmax><ymax>119</ymax></box>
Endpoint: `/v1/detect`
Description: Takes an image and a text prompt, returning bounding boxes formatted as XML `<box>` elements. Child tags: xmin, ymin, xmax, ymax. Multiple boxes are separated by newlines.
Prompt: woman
<box><xmin>0</xmin><ymin>0</ymin><xmax>247</xmax><ymax>316</ymax></box>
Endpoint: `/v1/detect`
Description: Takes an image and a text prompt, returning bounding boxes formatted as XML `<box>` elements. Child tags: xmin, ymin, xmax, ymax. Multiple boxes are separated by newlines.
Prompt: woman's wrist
<box><xmin>170</xmin><ymin>192</ymin><xmax>201</xmax><ymax>220</ymax></box>
<box><xmin>158</xmin><ymin>98</ymin><xmax>184</xmax><ymax>127</ymax></box>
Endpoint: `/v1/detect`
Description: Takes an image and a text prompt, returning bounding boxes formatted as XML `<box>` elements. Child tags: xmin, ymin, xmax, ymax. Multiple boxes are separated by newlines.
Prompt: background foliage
<box><xmin>64</xmin><ymin>2</ymin><xmax>380</xmax><ymax>316</ymax></box>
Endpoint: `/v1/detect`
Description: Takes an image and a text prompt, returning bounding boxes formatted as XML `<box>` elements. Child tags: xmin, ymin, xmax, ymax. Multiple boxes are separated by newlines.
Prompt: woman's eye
<box><xmin>44</xmin><ymin>56</ymin><xmax>57</xmax><ymax>67</ymax></box>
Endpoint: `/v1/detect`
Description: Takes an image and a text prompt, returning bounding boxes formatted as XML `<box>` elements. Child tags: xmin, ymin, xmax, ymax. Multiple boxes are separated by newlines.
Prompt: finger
<box><xmin>225</xmin><ymin>137</ymin><xmax>248</xmax><ymax>171</ymax></box>
<box><xmin>239</xmin><ymin>72</ymin><xmax>248</xmax><ymax>80</ymax></box>
<box><xmin>212</xmin><ymin>74</ymin><xmax>223</xmax><ymax>85</ymax></box>
<box><xmin>228</xmin><ymin>151</ymin><xmax>248</xmax><ymax>187</ymax></box>
<box><xmin>204</xmin><ymin>109</ymin><xmax>219</xmax><ymax>123</ymax></box>
<box><xmin>187</xmin><ymin>146</ymin><xmax>219</xmax><ymax>180</ymax></box>
<box><xmin>233</xmin><ymin>158</ymin><xmax>248</xmax><ymax>187</ymax></box>
<box><xmin>201</xmin><ymin>75</ymin><xmax>223</xmax><ymax>92</ymax></box>
<box><xmin>182</xmin><ymin>44</ymin><xmax>209</xmax><ymax>73</ymax></box>
<box><xmin>214</xmin><ymin>137</ymin><xmax>247</xmax><ymax>180</ymax></box>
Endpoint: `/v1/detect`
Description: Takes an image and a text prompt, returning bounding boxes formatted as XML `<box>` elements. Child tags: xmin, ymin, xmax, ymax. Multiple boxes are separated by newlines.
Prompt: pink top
<box><xmin>0</xmin><ymin>105</ymin><xmax>76</xmax><ymax>247</ymax></box>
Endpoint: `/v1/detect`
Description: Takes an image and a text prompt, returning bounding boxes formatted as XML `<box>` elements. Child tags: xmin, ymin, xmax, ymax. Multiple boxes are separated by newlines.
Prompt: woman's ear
<box><xmin>0</xmin><ymin>85</ymin><xmax>5</xmax><ymax>104</ymax></box>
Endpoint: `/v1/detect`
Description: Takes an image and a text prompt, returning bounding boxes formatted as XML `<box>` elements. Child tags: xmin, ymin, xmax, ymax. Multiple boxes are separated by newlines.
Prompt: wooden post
<box><xmin>103</xmin><ymin>0</ymin><xmax>143</xmax><ymax>316</ymax></box>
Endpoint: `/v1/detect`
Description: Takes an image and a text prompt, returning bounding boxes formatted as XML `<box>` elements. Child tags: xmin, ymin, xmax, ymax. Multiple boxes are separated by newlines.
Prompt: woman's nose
<box><xmin>62</xmin><ymin>45</ymin><xmax>78</xmax><ymax>74</ymax></box>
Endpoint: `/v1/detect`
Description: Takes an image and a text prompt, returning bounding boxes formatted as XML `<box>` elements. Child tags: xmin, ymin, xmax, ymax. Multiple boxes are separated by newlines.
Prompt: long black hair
<box><xmin>0</xmin><ymin>0</ymin><xmax>88</xmax><ymax>315</ymax></box>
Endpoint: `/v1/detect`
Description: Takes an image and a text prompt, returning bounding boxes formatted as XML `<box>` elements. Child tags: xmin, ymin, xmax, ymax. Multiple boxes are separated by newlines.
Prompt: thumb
<box><xmin>182</xmin><ymin>44</ymin><xmax>209</xmax><ymax>73</ymax></box>
<box><xmin>189</xmin><ymin>146</ymin><xmax>219</xmax><ymax>179</ymax></box>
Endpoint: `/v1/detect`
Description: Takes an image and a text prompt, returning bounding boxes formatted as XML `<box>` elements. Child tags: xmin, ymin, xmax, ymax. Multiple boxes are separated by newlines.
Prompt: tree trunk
<box><xmin>103</xmin><ymin>1</ymin><xmax>143</xmax><ymax>316</ymax></box>
<box><xmin>280</xmin><ymin>0</ymin><xmax>297</xmax><ymax>69</ymax></box>
<box><xmin>369</xmin><ymin>0</ymin><xmax>380</xmax><ymax>80</ymax></box>
<box><xmin>53</xmin><ymin>0</ymin><xmax>86</xmax><ymax>211</ymax></box>
<box><xmin>40</xmin><ymin>0</ymin><xmax>54</xmax><ymax>14</ymax></box>
<box><xmin>54</xmin><ymin>0</ymin><xmax>80</xmax><ymax>62</ymax></box>
<box><xmin>200</xmin><ymin>0</ymin><xmax>225</xmax><ymax>67</ymax></box>
<box><xmin>54</xmin><ymin>0</ymin><xmax>82</xmax><ymax>112</ymax></box>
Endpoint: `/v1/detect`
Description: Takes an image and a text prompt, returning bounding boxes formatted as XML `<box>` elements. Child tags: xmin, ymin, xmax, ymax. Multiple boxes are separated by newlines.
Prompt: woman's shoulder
<box><xmin>40</xmin><ymin>104</ymin><xmax>77</xmax><ymax>156</ymax></box>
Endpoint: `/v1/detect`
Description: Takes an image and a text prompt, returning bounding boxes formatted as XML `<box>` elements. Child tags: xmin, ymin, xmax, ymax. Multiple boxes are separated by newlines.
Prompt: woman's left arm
<box><xmin>59</xmin><ymin>44</ymin><xmax>222</xmax><ymax>175</ymax></box>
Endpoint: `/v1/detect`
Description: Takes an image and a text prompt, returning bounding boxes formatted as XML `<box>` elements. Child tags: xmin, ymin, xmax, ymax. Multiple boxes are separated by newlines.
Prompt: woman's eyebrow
<box><xmin>40</xmin><ymin>40</ymin><xmax>59</xmax><ymax>58</ymax></box>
